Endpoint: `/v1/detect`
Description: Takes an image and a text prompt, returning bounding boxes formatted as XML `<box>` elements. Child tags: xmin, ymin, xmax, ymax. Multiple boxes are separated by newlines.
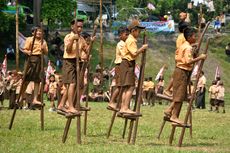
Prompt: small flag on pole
<box><xmin>1</xmin><ymin>55</ymin><xmax>7</xmax><ymax>77</ymax></box>
<box><xmin>46</xmin><ymin>60</ymin><xmax>55</xmax><ymax>81</ymax></box>
<box><xmin>215</xmin><ymin>66</ymin><xmax>220</xmax><ymax>80</ymax></box>
<box><xmin>155</xmin><ymin>65</ymin><xmax>165</xmax><ymax>81</ymax></box>
<box><xmin>147</xmin><ymin>3</ymin><xmax>155</xmax><ymax>10</ymax></box>
<box><xmin>18</xmin><ymin>32</ymin><xmax>26</xmax><ymax>52</ymax></box>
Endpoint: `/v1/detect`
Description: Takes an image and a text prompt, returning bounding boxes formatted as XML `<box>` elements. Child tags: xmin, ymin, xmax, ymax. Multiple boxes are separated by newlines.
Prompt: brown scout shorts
<box><xmin>62</xmin><ymin>59</ymin><xmax>77</xmax><ymax>84</ymax></box>
<box><xmin>173</xmin><ymin>67</ymin><xmax>191</xmax><ymax>102</ymax></box>
<box><xmin>62</xmin><ymin>59</ymin><xmax>84</xmax><ymax>87</ymax></box>
<box><xmin>120</xmin><ymin>59</ymin><xmax>135</xmax><ymax>87</ymax></box>
<box><xmin>25</xmin><ymin>55</ymin><xmax>41</xmax><ymax>83</ymax></box>
<box><xmin>115</xmin><ymin>63</ymin><xmax>121</xmax><ymax>86</ymax></box>
<box><xmin>210</xmin><ymin>98</ymin><xmax>216</xmax><ymax>106</ymax></box>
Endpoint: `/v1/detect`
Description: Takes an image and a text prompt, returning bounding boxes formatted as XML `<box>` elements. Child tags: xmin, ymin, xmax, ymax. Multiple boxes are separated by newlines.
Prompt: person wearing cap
<box><xmin>215</xmin><ymin>81</ymin><xmax>225</xmax><ymax>113</ymax></box>
<box><xmin>119</xmin><ymin>20</ymin><xmax>148</xmax><ymax>114</ymax></box>
<box><xmin>21</xmin><ymin>26</ymin><xmax>48</xmax><ymax>107</ymax></box>
<box><xmin>107</xmin><ymin>26</ymin><xmax>129</xmax><ymax>110</ymax></box>
<box><xmin>57</xmin><ymin>19</ymin><xmax>94</xmax><ymax>114</ymax></box>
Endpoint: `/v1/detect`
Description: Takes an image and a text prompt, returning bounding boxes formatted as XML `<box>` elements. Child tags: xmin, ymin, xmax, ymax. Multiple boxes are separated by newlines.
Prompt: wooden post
<box><xmin>83</xmin><ymin>25</ymin><xmax>98</xmax><ymax>135</ymax></box>
<box><xmin>131</xmin><ymin>30</ymin><xmax>147</xmax><ymax>144</ymax></box>
<box><xmin>40</xmin><ymin>22</ymin><xmax>45</xmax><ymax>131</ymax></box>
<box><xmin>197</xmin><ymin>3</ymin><xmax>203</xmax><ymax>39</ymax></box>
<box><xmin>99</xmin><ymin>0</ymin><xmax>104</xmax><ymax>72</ymax></box>
<box><xmin>15</xmin><ymin>0</ymin><xmax>19</xmax><ymax>71</ymax></box>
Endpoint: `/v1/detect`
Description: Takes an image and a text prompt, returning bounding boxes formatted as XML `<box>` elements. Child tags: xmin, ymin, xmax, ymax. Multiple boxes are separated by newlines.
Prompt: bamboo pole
<box><xmin>40</xmin><ymin>22</ymin><xmax>45</xmax><ymax>131</ymax></box>
<box><xmin>99</xmin><ymin>0</ymin><xmax>104</xmax><ymax>73</ymax></box>
<box><xmin>131</xmin><ymin>30</ymin><xmax>147</xmax><ymax>144</ymax></box>
<box><xmin>15</xmin><ymin>0</ymin><xmax>19</xmax><ymax>71</ymax></box>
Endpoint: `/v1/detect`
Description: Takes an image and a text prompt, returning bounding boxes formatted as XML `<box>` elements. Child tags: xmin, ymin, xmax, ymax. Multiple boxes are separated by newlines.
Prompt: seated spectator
<box><xmin>6</xmin><ymin>45</ymin><xmax>15</xmax><ymax>60</ymax></box>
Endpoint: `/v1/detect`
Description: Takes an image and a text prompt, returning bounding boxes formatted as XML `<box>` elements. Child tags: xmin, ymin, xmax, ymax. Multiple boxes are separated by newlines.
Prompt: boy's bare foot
<box><xmin>120</xmin><ymin>109</ymin><xmax>136</xmax><ymax>114</ymax></box>
<box><xmin>66</xmin><ymin>108</ymin><xmax>80</xmax><ymax>114</ymax></box>
<box><xmin>170</xmin><ymin>117</ymin><xmax>184</xmax><ymax>125</ymax></box>
<box><xmin>57</xmin><ymin>106</ymin><xmax>68</xmax><ymax>113</ymax></box>
<box><xmin>32</xmin><ymin>100</ymin><xmax>42</xmax><ymax>105</ymax></box>
<box><xmin>163</xmin><ymin>90</ymin><xmax>172</xmax><ymax>97</ymax></box>
<box><xmin>108</xmin><ymin>103</ymin><xmax>117</xmax><ymax>109</ymax></box>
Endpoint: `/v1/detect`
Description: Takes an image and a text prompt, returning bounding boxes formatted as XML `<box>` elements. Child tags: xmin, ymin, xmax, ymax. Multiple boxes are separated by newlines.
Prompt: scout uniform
<box><xmin>24</xmin><ymin>36</ymin><xmax>48</xmax><ymax>83</ymax></box>
<box><xmin>216</xmin><ymin>83</ymin><xmax>225</xmax><ymax>113</ymax></box>
<box><xmin>208</xmin><ymin>84</ymin><xmax>217</xmax><ymax>109</ymax></box>
<box><xmin>62</xmin><ymin>32</ymin><xmax>88</xmax><ymax>84</ymax></box>
<box><xmin>114</xmin><ymin>40</ymin><xmax>125</xmax><ymax>86</ymax></box>
<box><xmin>48</xmin><ymin>81</ymin><xmax>57</xmax><ymax>101</ymax></box>
<box><xmin>120</xmin><ymin>34</ymin><xmax>138</xmax><ymax>87</ymax></box>
<box><xmin>173</xmin><ymin>41</ymin><xmax>194</xmax><ymax>103</ymax></box>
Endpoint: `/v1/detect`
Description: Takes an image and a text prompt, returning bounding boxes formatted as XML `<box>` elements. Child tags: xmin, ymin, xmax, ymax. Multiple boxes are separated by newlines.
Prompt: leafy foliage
<box><xmin>41</xmin><ymin>0</ymin><xmax>75</xmax><ymax>29</ymax></box>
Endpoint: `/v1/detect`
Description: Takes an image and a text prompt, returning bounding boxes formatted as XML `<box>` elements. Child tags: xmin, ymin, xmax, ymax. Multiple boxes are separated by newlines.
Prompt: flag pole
<box><xmin>16</xmin><ymin>0</ymin><xmax>19</xmax><ymax>71</ymax></box>
<box><xmin>100</xmin><ymin>0</ymin><xmax>104</xmax><ymax>73</ymax></box>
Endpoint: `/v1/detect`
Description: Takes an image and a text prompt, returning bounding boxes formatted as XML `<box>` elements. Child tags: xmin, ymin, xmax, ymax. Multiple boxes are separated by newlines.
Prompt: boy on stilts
<box><xmin>21</xmin><ymin>26</ymin><xmax>48</xmax><ymax>107</ymax></box>
<box><xmin>164</xmin><ymin>28</ymin><xmax>207</xmax><ymax>124</ymax></box>
<box><xmin>119</xmin><ymin>20</ymin><xmax>148</xmax><ymax>114</ymax></box>
<box><xmin>108</xmin><ymin>26</ymin><xmax>129</xmax><ymax>110</ymax></box>
<box><xmin>57</xmin><ymin>19</ymin><xmax>93</xmax><ymax>114</ymax></box>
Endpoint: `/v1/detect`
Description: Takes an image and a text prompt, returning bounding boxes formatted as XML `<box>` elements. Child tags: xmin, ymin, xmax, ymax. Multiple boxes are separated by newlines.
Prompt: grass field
<box><xmin>1</xmin><ymin>101</ymin><xmax>230</xmax><ymax>153</ymax></box>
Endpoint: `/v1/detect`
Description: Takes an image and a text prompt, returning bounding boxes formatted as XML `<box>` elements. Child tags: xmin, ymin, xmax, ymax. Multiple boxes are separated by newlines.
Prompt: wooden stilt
<box><xmin>127</xmin><ymin>120</ymin><xmax>134</xmax><ymax>144</ymax></box>
<box><xmin>107</xmin><ymin>111</ymin><xmax>117</xmax><ymax>138</ymax></box>
<box><xmin>40</xmin><ymin>22</ymin><xmax>45</xmax><ymax>131</ymax></box>
<box><xmin>62</xmin><ymin>118</ymin><xmax>72</xmax><ymax>143</ymax></box>
<box><xmin>169</xmin><ymin>126</ymin><xmax>176</xmax><ymax>145</ymax></box>
<box><xmin>122</xmin><ymin>118</ymin><xmax>128</xmax><ymax>139</ymax></box>
<box><xmin>9</xmin><ymin>30</ymin><xmax>38</xmax><ymax>130</ymax></box>
<box><xmin>157</xmin><ymin>119</ymin><xmax>166</xmax><ymax>139</ymax></box>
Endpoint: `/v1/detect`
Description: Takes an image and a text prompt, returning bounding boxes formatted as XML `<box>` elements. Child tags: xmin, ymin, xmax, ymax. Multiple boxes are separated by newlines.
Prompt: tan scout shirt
<box><xmin>114</xmin><ymin>40</ymin><xmax>125</xmax><ymax>64</ymax></box>
<box><xmin>176</xmin><ymin>33</ymin><xmax>186</xmax><ymax>49</ymax></box>
<box><xmin>175</xmin><ymin>41</ymin><xmax>194</xmax><ymax>71</ymax></box>
<box><xmin>63</xmin><ymin>32</ymin><xmax>88</xmax><ymax>59</ymax></box>
<box><xmin>49</xmin><ymin>82</ymin><xmax>57</xmax><ymax>94</ymax></box>
<box><xmin>122</xmin><ymin>34</ymin><xmax>138</xmax><ymax>61</ymax></box>
<box><xmin>197</xmin><ymin>75</ymin><xmax>206</xmax><ymax>88</ymax></box>
<box><xmin>209</xmin><ymin>85</ymin><xmax>217</xmax><ymax>99</ymax></box>
<box><xmin>24</xmin><ymin>37</ymin><xmax>48</xmax><ymax>55</ymax></box>
<box><xmin>216</xmin><ymin>86</ymin><xmax>225</xmax><ymax>101</ymax></box>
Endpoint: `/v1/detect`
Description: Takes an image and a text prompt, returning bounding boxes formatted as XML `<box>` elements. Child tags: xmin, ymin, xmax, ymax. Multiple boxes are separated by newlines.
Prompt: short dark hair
<box><xmin>118</xmin><ymin>26</ymin><xmax>129</xmax><ymax>36</ymax></box>
<box><xmin>212</xmin><ymin>80</ymin><xmax>217</xmax><ymax>85</ymax></box>
<box><xmin>31</xmin><ymin>26</ymin><xmax>42</xmax><ymax>33</ymax></box>
<box><xmin>178</xmin><ymin>21</ymin><xmax>189</xmax><ymax>33</ymax></box>
<box><xmin>183</xmin><ymin>27</ymin><xmax>196</xmax><ymax>41</ymax></box>
<box><xmin>81</xmin><ymin>32</ymin><xmax>90</xmax><ymax>39</ymax></box>
<box><xmin>71</xmin><ymin>19</ymin><xmax>84</xmax><ymax>25</ymax></box>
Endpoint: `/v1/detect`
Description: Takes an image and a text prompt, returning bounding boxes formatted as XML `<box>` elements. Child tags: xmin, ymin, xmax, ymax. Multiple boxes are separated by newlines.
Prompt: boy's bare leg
<box><xmin>57</xmin><ymin>85</ymin><xmax>68</xmax><ymax>112</ymax></box>
<box><xmin>108</xmin><ymin>87</ymin><xmax>120</xmax><ymax>109</ymax></box>
<box><xmin>66</xmin><ymin>83</ymin><xmax>78</xmax><ymax>113</ymax></box>
<box><xmin>164</xmin><ymin>77</ymin><xmax>173</xmax><ymax>96</ymax></box>
<box><xmin>32</xmin><ymin>82</ymin><xmax>41</xmax><ymax>105</ymax></box>
<box><xmin>120</xmin><ymin>86</ymin><xmax>136</xmax><ymax>114</ymax></box>
<box><xmin>164</xmin><ymin>101</ymin><xmax>174</xmax><ymax>117</ymax></box>
<box><xmin>170</xmin><ymin>102</ymin><xmax>183</xmax><ymax>124</ymax></box>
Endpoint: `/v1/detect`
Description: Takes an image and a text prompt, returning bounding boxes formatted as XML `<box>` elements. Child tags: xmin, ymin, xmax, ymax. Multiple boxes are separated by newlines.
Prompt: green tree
<box><xmin>41</xmin><ymin>0</ymin><xmax>75</xmax><ymax>29</ymax></box>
